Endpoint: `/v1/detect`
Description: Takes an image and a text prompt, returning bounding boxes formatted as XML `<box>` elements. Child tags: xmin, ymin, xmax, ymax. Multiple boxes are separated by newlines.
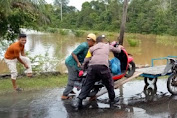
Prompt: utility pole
<box><xmin>118</xmin><ymin>0</ymin><xmax>128</xmax><ymax>45</ymax></box>
<box><xmin>61</xmin><ymin>0</ymin><xmax>62</xmax><ymax>21</ymax></box>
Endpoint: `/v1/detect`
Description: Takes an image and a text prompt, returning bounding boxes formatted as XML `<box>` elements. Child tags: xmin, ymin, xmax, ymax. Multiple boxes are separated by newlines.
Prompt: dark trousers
<box><xmin>78</xmin><ymin>65</ymin><xmax>115</xmax><ymax>100</ymax></box>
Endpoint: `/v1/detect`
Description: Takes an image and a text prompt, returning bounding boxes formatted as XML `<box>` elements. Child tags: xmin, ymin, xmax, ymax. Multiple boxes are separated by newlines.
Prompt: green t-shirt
<box><xmin>65</xmin><ymin>42</ymin><xmax>89</xmax><ymax>70</ymax></box>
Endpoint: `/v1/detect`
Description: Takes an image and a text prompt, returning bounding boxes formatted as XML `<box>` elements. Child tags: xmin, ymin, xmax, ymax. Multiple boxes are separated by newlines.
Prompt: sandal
<box><xmin>61</xmin><ymin>95</ymin><xmax>73</xmax><ymax>100</ymax></box>
<box><xmin>15</xmin><ymin>87</ymin><xmax>23</xmax><ymax>92</ymax></box>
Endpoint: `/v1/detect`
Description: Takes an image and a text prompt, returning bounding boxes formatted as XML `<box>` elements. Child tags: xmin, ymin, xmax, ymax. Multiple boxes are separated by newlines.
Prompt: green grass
<box><xmin>0</xmin><ymin>75</ymin><xmax>68</xmax><ymax>94</ymax></box>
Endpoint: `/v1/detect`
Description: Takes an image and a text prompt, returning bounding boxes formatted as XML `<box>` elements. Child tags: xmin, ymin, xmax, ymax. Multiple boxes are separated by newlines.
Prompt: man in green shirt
<box><xmin>61</xmin><ymin>33</ymin><xmax>96</xmax><ymax>100</ymax></box>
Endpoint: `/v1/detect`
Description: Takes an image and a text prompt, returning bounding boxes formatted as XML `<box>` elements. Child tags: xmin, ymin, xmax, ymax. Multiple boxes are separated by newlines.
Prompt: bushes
<box><xmin>59</xmin><ymin>29</ymin><xmax>69</xmax><ymax>35</ymax></box>
<box><xmin>72</xmin><ymin>30</ymin><xmax>85</xmax><ymax>37</ymax></box>
<box><xmin>127</xmin><ymin>39</ymin><xmax>140</xmax><ymax>47</ymax></box>
<box><xmin>44</xmin><ymin>28</ymin><xmax>86</xmax><ymax>37</ymax></box>
<box><xmin>45</xmin><ymin>27</ymin><xmax>58</xmax><ymax>33</ymax></box>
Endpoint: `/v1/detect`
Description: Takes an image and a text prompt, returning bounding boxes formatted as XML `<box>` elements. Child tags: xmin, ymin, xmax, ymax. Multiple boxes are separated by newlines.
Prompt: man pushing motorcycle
<box><xmin>61</xmin><ymin>33</ymin><xmax>96</xmax><ymax>100</ymax></box>
<box><xmin>74</xmin><ymin>35</ymin><xmax>124</xmax><ymax>109</ymax></box>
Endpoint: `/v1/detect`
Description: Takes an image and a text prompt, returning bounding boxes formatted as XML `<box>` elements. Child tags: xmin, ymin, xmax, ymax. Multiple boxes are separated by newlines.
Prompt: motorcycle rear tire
<box><xmin>125</xmin><ymin>61</ymin><xmax>136</xmax><ymax>78</ymax></box>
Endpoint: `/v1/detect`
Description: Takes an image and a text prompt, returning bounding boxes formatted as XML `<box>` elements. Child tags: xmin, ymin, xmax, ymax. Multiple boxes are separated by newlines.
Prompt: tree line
<box><xmin>0</xmin><ymin>0</ymin><xmax>177</xmax><ymax>41</ymax></box>
<box><xmin>55</xmin><ymin>0</ymin><xmax>177</xmax><ymax>36</ymax></box>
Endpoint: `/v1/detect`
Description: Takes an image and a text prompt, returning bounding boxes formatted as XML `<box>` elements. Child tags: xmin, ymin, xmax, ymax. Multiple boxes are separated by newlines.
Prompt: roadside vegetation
<box><xmin>0</xmin><ymin>75</ymin><xmax>67</xmax><ymax>95</ymax></box>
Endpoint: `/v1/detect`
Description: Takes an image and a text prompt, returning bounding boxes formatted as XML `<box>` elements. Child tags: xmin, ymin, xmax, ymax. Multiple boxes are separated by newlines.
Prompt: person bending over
<box><xmin>4</xmin><ymin>34</ymin><xmax>32</xmax><ymax>91</ymax></box>
<box><xmin>61</xmin><ymin>33</ymin><xmax>96</xmax><ymax>100</ymax></box>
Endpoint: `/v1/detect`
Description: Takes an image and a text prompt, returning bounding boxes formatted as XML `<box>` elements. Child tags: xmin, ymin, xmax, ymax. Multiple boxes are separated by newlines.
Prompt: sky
<box><xmin>45</xmin><ymin>0</ymin><xmax>93</xmax><ymax>10</ymax></box>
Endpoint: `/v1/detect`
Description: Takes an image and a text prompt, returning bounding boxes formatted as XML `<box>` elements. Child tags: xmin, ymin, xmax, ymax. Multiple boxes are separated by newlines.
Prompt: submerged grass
<box><xmin>59</xmin><ymin>29</ymin><xmax>69</xmax><ymax>35</ymax></box>
<box><xmin>156</xmin><ymin>35</ymin><xmax>177</xmax><ymax>47</ymax></box>
<box><xmin>0</xmin><ymin>75</ymin><xmax>68</xmax><ymax>94</ymax></box>
<box><xmin>72</xmin><ymin>30</ymin><xmax>85</xmax><ymax>37</ymax></box>
<box><xmin>127</xmin><ymin>39</ymin><xmax>140</xmax><ymax>47</ymax></box>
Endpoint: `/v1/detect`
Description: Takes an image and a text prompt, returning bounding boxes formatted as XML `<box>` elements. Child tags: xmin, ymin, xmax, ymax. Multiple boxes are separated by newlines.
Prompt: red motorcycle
<box><xmin>74</xmin><ymin>41</ymin><xmax>136</xmax><ymax>97</ymax></box>
<box><xmin>111</xmin><ymin>41</ymin><xmax>135</xmax><ymax>80</ymax></box>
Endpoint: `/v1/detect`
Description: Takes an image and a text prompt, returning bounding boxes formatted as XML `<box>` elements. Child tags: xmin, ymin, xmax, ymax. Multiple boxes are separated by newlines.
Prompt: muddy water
<box><xmin>0</xmin><ymin>78</ymin><xmax>176</xmax><ymax>118</ymax></box>
<box><xmin>0</xmin><ymin>32</ymin><xmax>177</xmax><ymax>74</ymax></box>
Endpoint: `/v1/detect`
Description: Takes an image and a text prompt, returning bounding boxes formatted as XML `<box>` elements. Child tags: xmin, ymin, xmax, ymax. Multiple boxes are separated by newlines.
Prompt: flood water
<box><xmin>0</xmin><ymin>78</ymin><xmax>176</xmax><ymax>118</ymax></box>
<box><xmin>0</xmin><ymin>31</ymin><xmax>177</xmax><ymax>118</ymax></box>
<box><xmin>0</xmin><ymin>31</ymin><xmax>177</xmax><ymax>74</ymax></box>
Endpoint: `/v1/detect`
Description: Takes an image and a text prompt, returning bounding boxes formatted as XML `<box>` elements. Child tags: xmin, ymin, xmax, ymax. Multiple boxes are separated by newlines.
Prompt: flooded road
<box><xmin>0</xmin><ymin>32</ymin><xmax>177</xmax><ymax>74</ymax></box>
<box><xmin>0</xmin><ymin>78</ymin><xmax>176</xmax><ymax>118</ymax></box>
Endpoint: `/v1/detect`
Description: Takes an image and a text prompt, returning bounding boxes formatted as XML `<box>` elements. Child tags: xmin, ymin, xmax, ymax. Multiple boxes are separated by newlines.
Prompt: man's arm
<box><xmin>21</xmin><ymin>49</ymin><xmax>25</xmax><ymax>56</ymax></box>
<box><xmin>14</xmin><ymin>49</ymin><xmax>28</xmax><ymax>69</ymax></box>
<box><xmin>72</xmin><ymin>43</ymin><xmax>86</xmax><ymax>67</ymax></box>
<box><xmin>72</xmin><ymin>53</ymin><xmax>81</xmax><ymax>67</ymax></box>
<box><xmin>109</xmin><ymin>45</ymin><xmax>123</xmax><ymax>53</ymax></box>
<box><xmin>17</xmin><ymin>57</ymin><xmax>29</xmax><ymax>69</ymax></box>
<box><xmin>20</xmin><ymin>46</ymin><xmax>25</xmax><ymax>56</ymax></box>
<box><xmin>82</xmin><ymin>57</ymin><xmax>91</xmax><ymax>70</ymax></box>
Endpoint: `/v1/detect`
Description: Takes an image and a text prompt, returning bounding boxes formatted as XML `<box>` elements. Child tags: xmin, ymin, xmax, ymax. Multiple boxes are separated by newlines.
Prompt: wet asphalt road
<box><xmin>0</xmin><ymin>78</ymin><xmax>177</xmax><ymax>118</ymax></box>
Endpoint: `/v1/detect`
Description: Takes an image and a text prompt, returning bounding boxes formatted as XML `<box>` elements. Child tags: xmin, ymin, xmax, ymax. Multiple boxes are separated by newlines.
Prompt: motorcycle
<box><xmin>163</xmin><ymin>58</ymin><xmax>177</xmax><ymax>95</ymax></box>
<box><xmin>74</xmin><ymin>41</ymin><xmax>136</xmax><ymax>97</ymax></box>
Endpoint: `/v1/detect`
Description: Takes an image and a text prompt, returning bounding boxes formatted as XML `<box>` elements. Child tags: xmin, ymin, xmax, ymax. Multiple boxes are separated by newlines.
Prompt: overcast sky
<box><xmin>45</xmin><ymin>0</ymin><xmax>93</xmax><ymax>10</ymax></box>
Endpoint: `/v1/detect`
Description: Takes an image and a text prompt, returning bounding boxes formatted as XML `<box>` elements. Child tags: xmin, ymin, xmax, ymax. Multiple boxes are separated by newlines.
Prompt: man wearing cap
<box><xmin>74</xmin><ymin>35</ymin><xmax>124</xmax><ymax>109</ymax></box>
<box><xmin>61</xmin><ymin>33</ymin><xmax>96</xmax><ymax>100</ymax></box>
<box><xmin>4</xmin><ymin>34</ymin><xmax>32</xmax><ymax>91</ymax></box>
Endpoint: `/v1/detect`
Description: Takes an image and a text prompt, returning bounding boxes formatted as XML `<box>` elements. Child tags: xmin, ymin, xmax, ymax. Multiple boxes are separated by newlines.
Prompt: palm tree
<box><xmin>0</xmin><ymin>0</ymin><xmax>50</xmax><ymax>40</ymax></box>
<box><xmin>0</xmin><ymin>0</ymin><xmax>50</xmax><ymax>23</ymax></box>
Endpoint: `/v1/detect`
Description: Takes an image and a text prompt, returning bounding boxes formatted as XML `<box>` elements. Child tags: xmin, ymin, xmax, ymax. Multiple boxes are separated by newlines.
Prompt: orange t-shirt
<box><xmin>4</xmin><ymin>41</ymin><xmax>24</xmax><ymax>59</ymax></box>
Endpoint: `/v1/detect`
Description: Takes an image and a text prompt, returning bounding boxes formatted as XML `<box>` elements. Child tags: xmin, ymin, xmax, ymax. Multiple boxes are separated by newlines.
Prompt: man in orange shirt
<box><xmin>4</xmin><ymin>34</ymin><xmax>32</xmax><ymax>91</ymax></box>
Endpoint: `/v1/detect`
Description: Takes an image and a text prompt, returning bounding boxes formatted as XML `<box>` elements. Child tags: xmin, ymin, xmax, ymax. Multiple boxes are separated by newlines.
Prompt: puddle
<box><xmin>0</xmin><ymin>78</ymin><xmax>176</xmax><ymax>118</ymax></box>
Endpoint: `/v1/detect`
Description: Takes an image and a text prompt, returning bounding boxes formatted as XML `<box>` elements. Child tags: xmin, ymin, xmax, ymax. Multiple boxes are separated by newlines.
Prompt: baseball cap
<box><xmin>87</xmin><ymin>33</ymin><xmax>96</xmax><ymax>41</ymax></box>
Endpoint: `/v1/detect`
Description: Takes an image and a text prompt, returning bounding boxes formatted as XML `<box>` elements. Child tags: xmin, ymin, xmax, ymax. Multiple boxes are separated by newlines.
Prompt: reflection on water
<box><xmin>0</xmin><ymin>78</ymin><xmax>176</xmax><ymax>118</ymax></box>
<box><xmin>0</xmin><ymin>33</ymin><xmax>177</xmax><ymax>74</ymax></box>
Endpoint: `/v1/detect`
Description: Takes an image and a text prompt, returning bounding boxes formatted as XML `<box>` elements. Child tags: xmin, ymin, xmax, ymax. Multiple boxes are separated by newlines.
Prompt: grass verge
<box><xmin>0</xmin><ymin>74</ymin><xmax>68</xmax><ymax>95</ymax></box>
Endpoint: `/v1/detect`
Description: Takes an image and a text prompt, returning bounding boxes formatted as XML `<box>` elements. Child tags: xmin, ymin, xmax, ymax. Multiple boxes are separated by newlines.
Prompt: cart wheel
<box><xmin>144</xmin><ymin>84</ymin><xmax>157</xmax><ymax>101</ymax></box>
<box><xmin>144</xmin><ymin>77</ymin><xmax>157</xmax><ymax>85</ymax></box>
<box><xmin>167</xmin><ymin>74</ymin><xmax>177</xmax><ymax>95</ymax></box>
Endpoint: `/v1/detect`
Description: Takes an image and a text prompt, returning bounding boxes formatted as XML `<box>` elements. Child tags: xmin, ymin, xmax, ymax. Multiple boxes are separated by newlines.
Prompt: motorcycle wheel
<box><xmin>125</xmin><ymin>61</ymin><xmax>136</xmax><ymax>78</ymax></box>
<box><xmin>167</xmin><ymin>74</ymin><xmax>177</xmax><ymax>95</ymax></box>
